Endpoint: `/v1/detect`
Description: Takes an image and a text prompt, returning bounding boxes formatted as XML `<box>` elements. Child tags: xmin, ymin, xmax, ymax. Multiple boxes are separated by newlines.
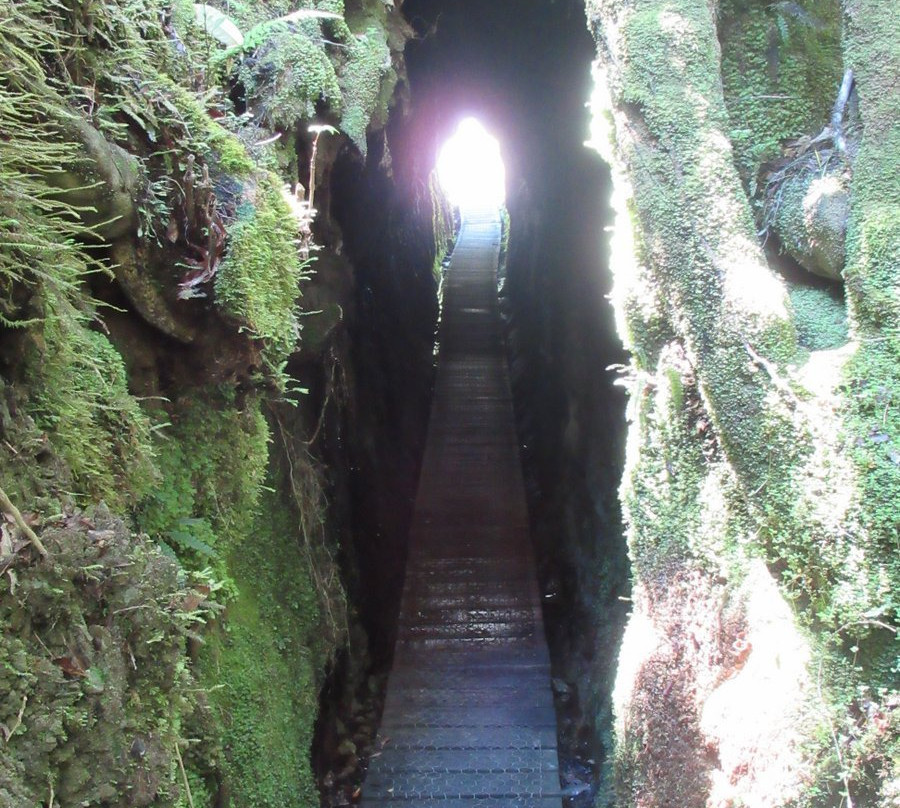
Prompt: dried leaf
<box><xmin>181</xmin><ymin>589</ymin><xmax>208</xmax><ymax>611</ymax></box>
<box><xmin>54</xmin><ymin>656</ymin><xmax>88</xmax><ymax>678</ymax></box>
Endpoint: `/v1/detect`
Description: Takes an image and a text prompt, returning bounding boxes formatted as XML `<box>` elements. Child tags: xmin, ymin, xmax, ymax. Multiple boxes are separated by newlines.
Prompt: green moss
<box><xmin>27</xmin><ymin>313</ymin><xmax>157</xmax><ymax>511</ymax></box>
<box><xmin>843</xmin><ymin>340</ymin><xmax>899</xmax><ymax>612</ymax></box>
<box><xmin>0</xmin><ymin>3</ymin><xmax>106</xmax><ymax>322</ymax></box>
<box><xmin>237</xmin><ymin>26</ymin><xmax>342</xmax><ymax>130</ymax></box>
<box><xmin>590</xmin><ymin>0</ymin><xmax>898</xmax><ymax>803</ymax></box>
<box><xmin>137</xmin><ymin>392</ymin><xmax>344</xmax><ymax>805</ymax></box>
<box><xmin>159</xmin><ymin>78</ymin><xmax>256</xmax><ymax>178</ymax></box>
<box><xmin>215</xmin><ymin>173</ymin><xmax>309</xmax><ymax>363</ymax></box>
<box><xmin>196</xmin><ymin>483</ymin><xmax>328</xmax><ymax>807</ymax></box>
<box><xmin>840</xmin><ymin>0</ymin><xmax>900</xmax><ymax>649</ymax></box>
<box><xmin>587</xmin><ymin>0</ymin><xmax>876</xmax><ymax>625</ymax></box>
<box><xmin>787</xmin><ymin>285</ymin><xmax>848</xmax><ymax>350</ymax></box>
<box><xmin>338</xmin><ymin>26</ymin><xmax>391</xmax><ymax>154</ymax></box>
<box><xmin>718</xmin><ymin>0</ymin><xmax>843</xmax><ymax>191</ymax></box>
<box><xmin>624</xmin><ymin>370</ymin><xmax>702</xmax><ymax>577</ymax></box>
<box><xmin>138</xmin><ymin>392</ymin><xmax>269</xmax><ymax>570</ymax></box>
<box><xmin>597</xmin><ymin>0</ymin><xmax>799</xmax><ymax>493</ymax></box>
<box><xmin>845</xmin><ymin>202</ymin><xmax>900</xmax><ymax>334</ymax></box>
<box><xmin>0</xmin><ymin>11</ymin><xmax>159</xmax><ymax>510</ymax></box>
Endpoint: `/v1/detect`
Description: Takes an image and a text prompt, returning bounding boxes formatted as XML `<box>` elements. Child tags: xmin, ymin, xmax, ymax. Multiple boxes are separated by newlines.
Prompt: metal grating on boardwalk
<box><xmin>361</xmin><ymin>207</ymin><xmax>563</xmax><ymax>807</ymax></box>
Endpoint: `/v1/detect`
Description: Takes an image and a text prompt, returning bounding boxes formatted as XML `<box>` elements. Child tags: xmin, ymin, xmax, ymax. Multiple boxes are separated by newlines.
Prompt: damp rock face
<box><xmin>0</xmin><ymin>0</ymin><xmax>439</xmax><ymax>805</ymax></box>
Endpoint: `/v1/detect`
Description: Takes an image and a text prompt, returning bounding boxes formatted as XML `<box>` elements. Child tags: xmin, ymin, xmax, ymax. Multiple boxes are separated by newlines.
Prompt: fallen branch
<box><xmin>0</xmin><ymin>485</ymin><xmax>47</xmax><ymax>559</ymax></box>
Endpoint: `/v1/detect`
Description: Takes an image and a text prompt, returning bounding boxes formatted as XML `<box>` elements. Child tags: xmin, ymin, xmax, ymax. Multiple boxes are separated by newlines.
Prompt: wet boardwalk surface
<box><xmin>361</xmin><ymin>207</ymin><xmax>563</xmax><ymax>807</ymax></box>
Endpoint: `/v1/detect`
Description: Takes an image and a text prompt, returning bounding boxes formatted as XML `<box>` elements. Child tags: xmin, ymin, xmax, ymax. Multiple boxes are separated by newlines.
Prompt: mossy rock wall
<box><xmin>0</xmin><ymin>0</ymin><xmax>434</xmax><ymax>805</ymax></box>
<box><xmin>0</xmin><ymin>505</ymin><xmax>197</xmax><ymax>807</ymax></box>
<box><xmin>586</xmin><ymin>0</ymin><xmax>898</xmax><ymax>805</ymax></box>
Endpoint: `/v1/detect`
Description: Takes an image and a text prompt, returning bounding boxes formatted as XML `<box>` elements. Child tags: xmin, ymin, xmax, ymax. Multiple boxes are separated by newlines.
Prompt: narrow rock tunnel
<box><xmin>1</xmin><ymin>0</ymin><xmax>896</xmax><ymax>807</ymax></box>
<box><xmin>315</xmin><ymin>0</ymin><xmax>630</xmax><ymax>802</ymax></box>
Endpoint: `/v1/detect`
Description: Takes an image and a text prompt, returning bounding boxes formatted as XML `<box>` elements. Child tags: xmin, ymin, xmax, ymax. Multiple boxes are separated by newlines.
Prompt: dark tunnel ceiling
<box><xmin>400</xmin><ymin>0</ymin><xmax>598</xmax><ymax>190</ymax></box>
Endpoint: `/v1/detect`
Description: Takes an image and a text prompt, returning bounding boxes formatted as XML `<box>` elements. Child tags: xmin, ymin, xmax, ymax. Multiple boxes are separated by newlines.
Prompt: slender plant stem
<box><xmin>174</xmin><ymin>741</ymin><xmax>195</xmax><ymax>808</ymax></box>
<box><xmin>0</xmin><ymin>485</ymin><xmax>47</xmax><ymax>559</ymax></box>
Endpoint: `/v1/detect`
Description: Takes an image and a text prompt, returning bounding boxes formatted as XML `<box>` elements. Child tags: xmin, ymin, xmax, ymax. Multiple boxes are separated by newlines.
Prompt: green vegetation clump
<box><xmin>1</xmin><ymin>5</ymin><xmax>159</xmax><ymax>511</ymax></box>
<box><xmin>27</xmin><ymin>316</ymin><xmax>157</xmax><ymax>511</ymax></box>
<box><xmin>138</xmin><ymin>393</ymin><xmax>269</xmax><ymax>568</ymax></box>
<box><xmin>0</xmin><ymin>506</ymin><xmax>203</xmax><ymax>807</ymax></box>
<box><xmin>194</xmin><ymin>481</ymin><xmax>330</xmax><ymax>807</ymax></box>
<box><xmin>338</xmin><ymin>26</ymin><xmax>391</xmax><ymax>153</ymax></box>
<box><xmin>718</xmin><ymin>0</ymin><xmax>843</xmax><ymax>190</ymax></box>
<box><xmin>214</xmin><ymin>173</ymin><xmax>310</xmax><ymax>362</ymax></box>
<box><xmin>0</xmin><ymin>2</ymin><xmax>104</xmax><ymax>318</ymax></box>
<box><xmin>236</xmin><ymin>26</ymin><xmax>342</xmax><ymax>130</ymax></box>
<box><xmin>205</xmin><ymin>3</ymin><xmax>402</xmax><ymax>156</ymax></box>
<box><xmin>136</xmin><ymin>393</ymin><xmax>345</xmax><ymax>805</ymax></box>
<box><xmin>158</xmin><ymin>78</ymin><xmax>256</xmax><ymax>178</ymax></box>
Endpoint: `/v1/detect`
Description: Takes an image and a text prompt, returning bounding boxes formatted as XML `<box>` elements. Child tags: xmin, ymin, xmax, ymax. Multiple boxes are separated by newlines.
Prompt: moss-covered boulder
<box><xmin>771</xmin><ymin>160</ymin><xmax>849</xmax><ymax>280</ymax></box>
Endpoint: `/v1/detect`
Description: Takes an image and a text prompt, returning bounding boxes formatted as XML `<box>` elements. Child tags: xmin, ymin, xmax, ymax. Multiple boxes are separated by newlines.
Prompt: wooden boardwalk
<box><xmin>361</xmin><ymin>207</ymin><xmax>563</xmax><ymax>807</ymax></box>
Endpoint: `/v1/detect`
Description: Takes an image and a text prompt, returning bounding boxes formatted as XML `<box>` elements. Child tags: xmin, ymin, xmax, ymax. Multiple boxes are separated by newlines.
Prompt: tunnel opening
<box><xmin>313</xmin><ymin>1</ymin><xmax>632</xmax><ymax>805</ymax></box>
<box><xmin>436</xmin><ymin>117</ymin><xmax>507</xmax><ymax>211</ymax></box>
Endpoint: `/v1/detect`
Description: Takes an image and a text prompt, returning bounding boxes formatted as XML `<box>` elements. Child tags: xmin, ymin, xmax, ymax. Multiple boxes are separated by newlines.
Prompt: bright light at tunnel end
<box><xmin>437</xmin><ymin>117</ymin><xmax>506</xmax><ymax>211</ymax></box>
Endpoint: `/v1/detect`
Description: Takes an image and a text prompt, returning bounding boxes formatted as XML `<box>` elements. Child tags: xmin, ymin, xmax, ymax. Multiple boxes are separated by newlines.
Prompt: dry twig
<box><xmin>0</xmin><ymin>485</ymin><xmax>47</xmax><ymax>558</ymax></box>
<box><xmin>0</xmin><ymin>695</ymin><xmax>27</xmax><ymax>743</ymax></box>
<box><xmin>174</xmin><ymin>741</ymin><xmax>195</xmax><ymax>808</ymax></box>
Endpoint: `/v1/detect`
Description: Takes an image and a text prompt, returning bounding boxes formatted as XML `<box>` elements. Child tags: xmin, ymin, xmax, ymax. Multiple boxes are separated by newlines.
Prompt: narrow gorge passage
<box><xmin>3</xmin><ymin>1</ymin><xmax>896</xmax><ymax>805</ymax></box>
<box><xmin>361</xmin><ymin>208</ymin><xmax>563</xmax><ymax>807</ymax></box>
